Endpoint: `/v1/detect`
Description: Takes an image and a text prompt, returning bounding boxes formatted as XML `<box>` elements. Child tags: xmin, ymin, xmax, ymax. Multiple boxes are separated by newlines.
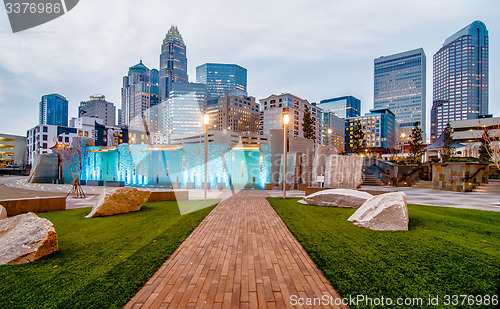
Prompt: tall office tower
<box><xmin>431</xmin><ymin>20</ymin><xmax>488</xmax><ymax>142</ymax></box>
<box><xmin>260</xmin><ymin>93</ymin><xmax>322</xmax><ymax>145</ymax></box>
<box><xmin>317</xmin><ymin>96</ymin><xmax>360</xmax><ymax>119</ymax></box>
<box><xmin>78</xmin><ymin>94</ymin><xmax>116</xmax><ymax>126</ymax></box>
<box><xmin>321</xmin><ymin>111</ymin><xmax>345</xmax><ymax>153</ymax></box>
<box><xmin>159</xmin><ymin>26</ymin><xmax>188</xmax><ymax>101</ymax></box>
<box><xmin>39</xmin><ymin>93</ymin><xmax>68</xmax><ymax>127</ymax></box>
<box><xmin>117</xmin><ymin>109</ymin><xmax>122</xmax><ymax>127</ymax></box>
<box><xmin>374</xmin><ymin>48</ymin><xmax>426</xmax><ymax>143</ymax></box>
<box><xmin>206</xmin><ymin>89</ymin><xmax>259</xmax><ymax>134</ymax></box>
<box><xmin>121</xmin><ymin>60</ymin><xmax>160</xmax><ymax>132</ymax></box>
<box><xmin>196</xmin><ymin>63</ymin><xmax>247</xmax><ymax>100</ymax></box>
<box><xmin>162</xmin><ymin>83</ymin><xmax>207</xmax><ymax>140</ymax></box>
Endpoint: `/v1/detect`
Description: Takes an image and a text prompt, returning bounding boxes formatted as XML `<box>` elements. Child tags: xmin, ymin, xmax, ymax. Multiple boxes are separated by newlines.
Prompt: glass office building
<box><xmin>162</xmin><ymin>83</ymin><xmax>207</xmax><ymax>141</ymax></box>
<box><xmin>317</xmin><ymin>96</ymin><xmax>360</xmax><ymax>119</ymax></box>
<box><xmin>196</xmin><ymin>63</ymin><xmax>247</xmax><ymax>100</ymax></box>
<box><xmin>39</xmin><ymin>93</ymin><xmax>68</xmax><ymax>127</ymax></box>
<box><xmin>159</xmin><ymin>26</ymin><xmax>188</xmax><ymax>101</ymax></box>
<box><xmin>374</xmin><ymin>48</ymin><xmax>426</xmax><ymax>142</ymax></box>
<box><xmin>431</xmin><ymin>20</ymin><xmax>488</xmax><ymax>142</ymax></box>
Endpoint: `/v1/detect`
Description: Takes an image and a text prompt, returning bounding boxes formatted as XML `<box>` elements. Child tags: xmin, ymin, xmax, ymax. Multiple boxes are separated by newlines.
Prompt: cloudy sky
<box><xmin>0</xmin><ymin>0</ymin><xmax>499</xmax><ymax>137</ymax></box>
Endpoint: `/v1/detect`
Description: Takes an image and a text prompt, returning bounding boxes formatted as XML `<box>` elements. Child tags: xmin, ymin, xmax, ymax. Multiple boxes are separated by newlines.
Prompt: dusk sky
<box><xmin>0</xmin><ymin>0</ymin><xmax>499</xmax><ymax>137</ymax></box>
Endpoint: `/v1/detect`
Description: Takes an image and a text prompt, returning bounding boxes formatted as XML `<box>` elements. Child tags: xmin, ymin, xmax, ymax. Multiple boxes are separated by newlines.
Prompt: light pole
<box><xmin>204</xmin><ymin>114</ymin><xmax>209</xmax><ymax>200</ymax></box>
<box><xmin>400</xmin><ymin>133</ymin><xmax>406</xmax><ymax>158</ymax></box>
<box><xmin>283</xmin><ymin>114</ymin><xmax>289</xmax><ymax>199</ymax></box>
<box><xmin>327</xmin><ymin>128</ymin><xmax>332</xmax><ymax>146</ymax></box>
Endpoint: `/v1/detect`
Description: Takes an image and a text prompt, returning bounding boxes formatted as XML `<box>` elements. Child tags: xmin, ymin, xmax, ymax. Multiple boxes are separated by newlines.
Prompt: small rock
<box><xmin>0</xmin><ymin>212</ymin><xmax>59</xmax><ymax>265</ymax></box>
<box><xmin>0</xmin><ymin>205</ymin><xmax>6</xmax><ymax>220</ymax></box>
<box><xmin>347</xmin><ymin>192</ymin><xmax>409</xmax><ymax>231</ymax></box>
<box><xmin>85</xmin><ymin>187</ymin><xmax>151</xmax><ymax>218</ymax></box>
<box><xmin>299</xmin><ymin>189</ymin><xmax>373</xmax><ymax>208</ymax></box>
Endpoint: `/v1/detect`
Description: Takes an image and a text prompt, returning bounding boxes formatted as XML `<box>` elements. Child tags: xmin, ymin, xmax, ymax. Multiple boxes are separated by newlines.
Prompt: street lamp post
<box><xmin>204</xmin><ymin>114</ymin><xmax>209</xmax><ymax>200</ymax></box>
<box><xmin>283</xmin><ymin>114</ymin><xmax>289</xmax><ymax>199</ymax></box>
<box><xmin>400</xmin><ymin>133</ymin><xmax>406</xmax><ymax>158</ymax></box>
<box><xmin>327</xmin><ymin>128</ymin><xmax>332</xmax><ymax>146</ymax></box>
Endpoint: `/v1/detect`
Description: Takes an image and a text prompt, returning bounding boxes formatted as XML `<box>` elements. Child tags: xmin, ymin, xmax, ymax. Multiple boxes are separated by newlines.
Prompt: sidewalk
<box><xmin>125</xmin><ymin>190</ymin><xmax>346</xmax><ymax>308</ymax></box>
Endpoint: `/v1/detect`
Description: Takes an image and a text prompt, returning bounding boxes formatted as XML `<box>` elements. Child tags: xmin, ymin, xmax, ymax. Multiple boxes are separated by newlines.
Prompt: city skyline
<box><xmin>0</xmin><ymin>1</ymin><xmax>499</xmax><ymax>137</ymax></box>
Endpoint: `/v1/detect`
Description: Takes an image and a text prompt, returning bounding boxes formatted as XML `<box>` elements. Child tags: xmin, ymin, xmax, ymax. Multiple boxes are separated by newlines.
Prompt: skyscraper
<box><xmin>159</xmin><ymin>26</ymin><xmax>188</xmax><ymax>101</ymax></box>
<box><xmin>121</xmin><ymin>60</ymin><xmax>160</xmax><ymax>132</ymax></box>
<box><xmin>39</xmin><ymin>93</ymin><xmax>68</xmax><ymax>127</ymax></box>
<box><xmin>79</xmin><ymin>94</ymin><xmax>116</xmax><ymax>126</ymax></box>
<box><xmin>431</xmin><ymin>20</ymin><xmax>488</xmax><ymax>142</ymax></box>
<box><xmin>162</xmin><ymin>82</ymin><xmax>207</xmax><ymax>140</ymax></box>
<box><xmin>317</xmin><ymin>96</ymin><xmax>360</xmax><ymax>119</ymax></box>
<box><xmin>196</xmin><ymin>63</ymin><xmax>247</xmax><ymax>100</ymax></box>
<box><xmin>374</xmin><ymin>48</ymin><xmax>426</xmax><ymax>142</ymax></box>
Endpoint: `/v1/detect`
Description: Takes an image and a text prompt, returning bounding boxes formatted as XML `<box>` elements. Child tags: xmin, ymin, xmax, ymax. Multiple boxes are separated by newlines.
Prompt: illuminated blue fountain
<box><xmin>82</xmin><ymin>143</ymin><xmax>272</xmax><ymax>189</ymax></box>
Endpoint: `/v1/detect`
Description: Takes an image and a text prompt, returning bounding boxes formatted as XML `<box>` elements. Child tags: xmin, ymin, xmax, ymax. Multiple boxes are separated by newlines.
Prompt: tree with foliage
<box><xmin>441</xmin><ymin>123</ymin><xmax>454</xmax><ymax>163</ymax></box>
<box><xmin>409</xmin><ymin>121</ymin><xmax>424</xmax><ymax>160</ymax></box>
<box><xmin>351</xmin><ymin>120</ymin><xmax>366</xmax><ymax>154</ymax></box>
<box><xmin>302</xmin><ymin>106</ymin><xmax>315</xmax><ymax>140</ymax></box>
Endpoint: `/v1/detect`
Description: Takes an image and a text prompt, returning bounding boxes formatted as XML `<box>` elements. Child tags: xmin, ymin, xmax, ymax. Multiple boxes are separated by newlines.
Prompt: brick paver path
<box><xmin>125</xmin><ymin>191</ymin><xmax>346</xmax><ymax>308</ymax></box>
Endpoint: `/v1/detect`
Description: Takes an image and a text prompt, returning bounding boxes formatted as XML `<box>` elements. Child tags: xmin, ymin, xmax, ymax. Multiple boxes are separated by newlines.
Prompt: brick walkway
<box><xmin>125</xmin><ymin>191</ymin><xmax>346</xmax><ymax>308</ymax></box>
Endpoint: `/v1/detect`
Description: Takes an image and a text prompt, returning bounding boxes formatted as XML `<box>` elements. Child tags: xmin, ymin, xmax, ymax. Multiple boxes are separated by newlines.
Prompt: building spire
<box><xmin>163</xmin><ymin>25</ymin><xmax>185</xmax><ymax>45</ymax></box>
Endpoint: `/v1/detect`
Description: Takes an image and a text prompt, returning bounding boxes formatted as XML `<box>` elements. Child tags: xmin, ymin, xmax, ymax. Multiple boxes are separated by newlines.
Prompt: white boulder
<box><xmin>0</xmin><ymin>212</ymin><xmax>58</xmax><ymax>265</ymax></box>
<box><xmin>85</xmin><ymin>187</ymin><xmax>151</xmax><ymax>218</ymax></box>
<box><xmin>348</xmin><ymin>192</ymin><xmax>409</xmax><ymax>231</ymax></box>
<box><xmin>299</xmin><ymin>189</ymin><xmax>373</xmax><ymax>208</ymax></box>
<box><xmin>0</xmin><ymin>205</ymin><xmax>6</xmax><ymax>220</ymax></box>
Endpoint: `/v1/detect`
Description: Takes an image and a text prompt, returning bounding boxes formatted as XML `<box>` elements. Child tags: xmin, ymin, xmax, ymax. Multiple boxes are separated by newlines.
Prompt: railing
<box><xmin>465</xmin><ymin>166</ymin><xmax>486</xmax><ymax>183</ymax></box>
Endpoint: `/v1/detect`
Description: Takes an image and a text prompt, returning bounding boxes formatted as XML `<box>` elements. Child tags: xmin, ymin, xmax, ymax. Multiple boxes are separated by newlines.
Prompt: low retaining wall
<box><xmin>432</xmin><ymin>162</ymin><xmax>489</xmax><ymax>192</ymax></box>
<box><xmin>0</xmin><ymin>196</ymin><xmax>66</xmax><ymax>216</ymax></box>
<box><xmin>147</xmin><ymin>191</ymin><xmax>189</xmax><ymax>202</ymax></box>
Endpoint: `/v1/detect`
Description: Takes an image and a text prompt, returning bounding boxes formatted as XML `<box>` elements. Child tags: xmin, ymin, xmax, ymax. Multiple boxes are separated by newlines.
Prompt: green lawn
<box><xmin>0</xmin><ymin>200</ymin><xmax>217</xmax><ymax>308</ymax></box>
<box><xmin>268</xmin><ymin>198</ymin><xmax>500</xmax><ymax>309</ymax></box>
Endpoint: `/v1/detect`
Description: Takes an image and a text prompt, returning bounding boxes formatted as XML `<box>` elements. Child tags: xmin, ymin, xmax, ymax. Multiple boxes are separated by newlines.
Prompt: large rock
<box><xmin>0</xmin><ymin>205</ymin><xmax>6</xmax><ymax>220</ymax></box>
<box><xmin>299</xmin><ymin>189</ymin><xmax>373</xmax><ymax>208</ymax></box>
<box><xmin>348</xmin><ymin>192</ymin><xmax>409</xmax><ymax>231</ymax></box>
<box><xmin>0</xmin><ymin>212</ymin><xmax>58</xmax><ymax>265</ymax></box>
<box><xmin>85</xmin><ymin>187</ymin><xmax>151</xmax><ymax>218</ymax></box>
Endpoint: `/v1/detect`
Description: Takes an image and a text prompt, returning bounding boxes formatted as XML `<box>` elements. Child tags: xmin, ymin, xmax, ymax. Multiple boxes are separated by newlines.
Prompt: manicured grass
<box><xmin>0</xmin><ymin>200</ymin><xmax>218</xmax><ymax>308</ymax></box>
<box><xmin>268</xmin><ymin>198</ymin><xmax>500</xmax><ymax>309</ymax></box>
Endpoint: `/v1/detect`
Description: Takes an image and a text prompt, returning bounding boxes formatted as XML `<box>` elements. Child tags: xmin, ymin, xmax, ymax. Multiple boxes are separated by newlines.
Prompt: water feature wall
<box><xmin>82</xmin><ymin>143</ymin><xmax>272</xmax><ymax>189</ymax></box>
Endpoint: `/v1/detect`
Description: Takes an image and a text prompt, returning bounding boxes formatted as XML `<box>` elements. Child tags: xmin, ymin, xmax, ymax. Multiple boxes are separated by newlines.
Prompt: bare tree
<box><xmin>54</xmin><ymin>137</ymin><xmax>87</xmax><ymax>198</ymax></box>
<box><xmin>475</xmin><ymin>121</ymin><xmax>500</xmax><ymax>169</ymax></box>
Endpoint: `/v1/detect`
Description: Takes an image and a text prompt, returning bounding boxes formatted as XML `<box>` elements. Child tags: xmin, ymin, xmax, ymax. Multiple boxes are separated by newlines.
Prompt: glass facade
<box><xmin>39</xmin><ymin>93</ymin><xmax>68</xmax><ymax>127</ymax></box>
<box><xmin>431</xmin><ymin>20</ymin><xmax>488</xmax><ymax>142</ymax></box>
<box><xmin>159</xmin><ymin>26</ymin><xmax>188</xmax><ymax>101</ymax></box>
<box><xmin>321</xmin><ymin>111</ymin><xmax>345</xmax><ymax>152</ymax></box>
<box><xmin>317</xmin><ymin>96</ymin><xmax>360</xmax><ymax>119</ymax></box>
<box><xmin>196</xmin><ymin>63</ymin><xmax>247</xmax><ymax>100</ymax></box>
<box><xmin>374</xmin><ymin>48</ymin><xmax>426</xmax><ymax>142</ymax></box>
<box><xmin>162</xmin><ymin>83</ymin><xmax>207</xmax><ymax>141</ymax></box>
